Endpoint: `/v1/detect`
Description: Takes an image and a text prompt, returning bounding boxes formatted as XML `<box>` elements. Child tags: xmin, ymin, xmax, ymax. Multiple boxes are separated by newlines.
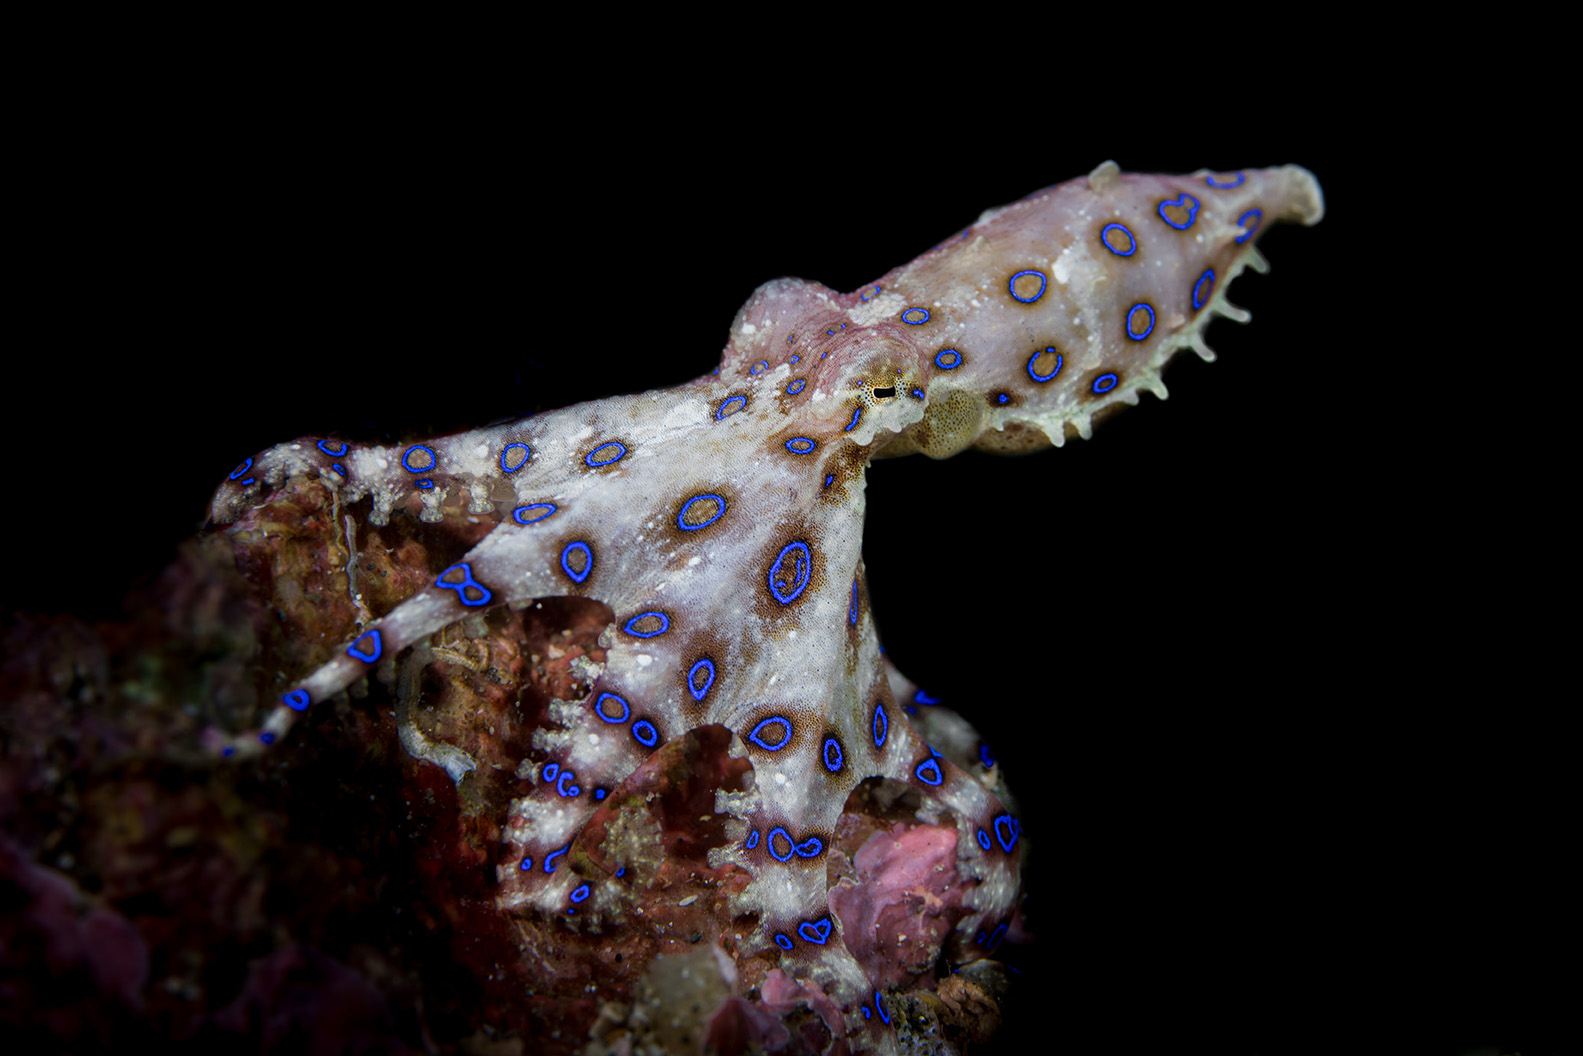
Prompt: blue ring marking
<box><xmin>622</xmin><ymin>611</ymin><xmax>669</xmax><ymax>638</ymax></box>
<box><xmin>774</xmin><ymin>933</ymin><xmax>794</xmax><ymax>950</ymax></box>
<box><xmin>570</xmin><ymin>883</ymin><xmax>590</xmax><ymax>904</ymax></box>
<box><xmin>228</xmin><ymin>458</ymin><xmax>253</xmax><ymax>481</ymax></box>
<box><xmin>785</xmin><ymin>437</ymin><xmax>816</xmax><ymax>454</ymax></box>
<box><xmin>786</xmin><ymin>379</ymin><xmax>805</xmax><ymax>395</ymax></box>
<box><xmin>259</xmin><ymin>731</ymin><xmax>276</xmax><ymax>745</ymax></box>
<box><xmin>798</xmin><ymin>918</ymin><xmax>832</xmax><ymax>945</ymax></box>
<box><xmin>1126</xmin><ymin>302</ymin><xmax>1155</xmax><ymax>340</ymax></box>
<box><xmin>933</xmin><ymin>349</ymin><xmax>961</xmax><ymax>369</ymax></box>
<box><xmin>794</xmin><ymin>836</ymin><xmax>823</xmax><ymax>858</ymax></box>
<box><xmin>823</xmin><ymin>737</ymin><xmax>844</xmax><ymax>772</ymax></box>
<box><xmin>1099</xmin><ymin>222</ymin><xmax>1137</xmax><ymax>257</ymax></box>
<box><xmin>902</xmin><ymin>307</ymin><xmax>930</xmax><ymax>325</ymax></box>
<box><xmin>348</xmin><ymin>629</ymin><xmax>383</xmax><ymax>663</ymax></box>
<box><xmin>872</xmin><ymin>702</ymin><xmax>888</xmax><ymax>748</ymax></box>
<box><xmin>436</xmin><ymin>562</ymin><xmax>493</xmax><ymax>607</ymax></box>
<box><xmin>513</xmin><ymin>502</ymin><xmax>557</xmax><ymax>525</ymax></box>
<box><xmin>543</xmin><ymin>844</ymin><xmax>569</xmax><ymax>873</ymax></box>
<box><xmin>222</xmin><ymin>746</ymin><xmax>235</xmax><ymax>757</ymax></box>
<box><xmin>1157</xmin><ymin>192</ymin><xmax>1201</xmax><ymax>230</ymax></box>
<box><xmin>915</xmin><ymin>757</ymin><xmax>944</xmax><ymax>786</ymax></box>
<box><xmin>789</xmin><ymin>354</ymin><xmax>800</xmax><ymax>364</ymax></box>
<box><xmin>748</xmin><ymin>716</ymin><xmax>793</xmax><ymax>752</ymax></box>
<box><xmin>687</xmin><ymin>658</ymin><xmax>716</xmax><ymax>702</ymax></box>
<box><xmin>1192</xmin><ymin>268</ymin><xmax>1216</xmax><ymax>311</ymax></box>
<box><xmin>556</xmin><ymin>770</ymin><xmax>580</xmax><ymax>797</ymax></box>
<box><xmin>595</xmin><ymin>692</ymin><xmax>630</xmax><ymax>723</ymax></box>
<box><xmin>283</xmin><ymin>689</ymin><xmax>310</xmax><ymax>712</ymax></box>
<box><xmin>987</xmin><ymin>922</ymin><xmax>1008</xmax><ymax>951</ymax></box>
<box><xmin>875</xmin><ymin>992</ymin><xmax>890</xmax><ymax>1026</ymax></box>
<box><xmin>332</xmin><ymin>464</ymin><xmax>346</xmax><ymax>476</ymax></box>
<box><xmin>979</xmin><ymin>743</ymin><xmax>997</xmax><ymax>768</ymax></box>
<box><xmin>543</xmin><ymin>762</ymin><xmax>559</xmax><ymax>782</ymax></box>
<box><xmin>844</xmin><ymin>407</ymin><xmax>861</xmax><ymax>432</ymax></box>
<box><xmin>767</xmin><ymin>541</ymin><xmax>812</xmax><ymax>604</ymax></box>
<box><xmin>1093</xmin><ymin>372</ymin><xmax>1120</xmax><ymax>394</ymax></box>
<box><xmin>849</xmin><ymin>580</ymin><xmax>858</xmax><ymax>625</ymax></box>
<box><xmin>859</xmin><ymin>283</ymin><xmax>883</xmax><ymax>302</ymax></box>
<box><xmin>560</xmin><ymin>541</ymin><xmax>593</xmax><ymax>584</ymax></box>
<box><xmin>316</xmin><ymin>439</ymin><xmax>348</xmax><ymax>456</ymax></box>
<box><xmin>996</xmin><ymin>393</ymin><xmax>1009</xmax><ymax>404</ymax></box>
<box><xmin>616</xmin><ymin>866</ymin><xmax>625</xmax><ymax>878</ymax></box>
<box><xmin>415</xmin><ymin>479</ymin><xmax>435</xmax><ymax>490</ymax></box>
<box><xmin>520</xmin><ymin>857</ymin><xmax>534</xmax><ymax>871</ymax></box>
<box><xmin>716</xmin><ymin>395</ymin><xmax>746</xmax><ymax>420</ymax></box>
<box><xmin>975</xmin><ymin>931</ymin><xmax>987</xmax><ymax>946</ymax></box>
<box><xmin>1205</xmin><ymin>171</ymin><xmax>1245</xmax><ymax>189</ymax></box>
<box><xmin>749</xmin><ymin>360</ymin><xmax>769</xmax><ymax>375</ymax></box>
<box><xmin>746</xmin><ymin>830</ymin><xmax>760</xmax><ymax>850</ymax></box>
<box><xmin>677</xmin><ymin>493</ymin><xmax>725</xmax><ymax>531</ymax></box>
<box><xmin>994</xmin><ymin>813</ymin><xmax>1021</xmax><ymax>852</ymax></box>
<box><xmin>911</xmin><ymin>388</ymin><xmax>924</xmax><ymax>399</ymax></box>
<box><xmin>767</xmin><ymin>826</ymin><xmax>795</xmax><ymax>862</ymax></box>
<box><xmin>585</xmin><ymin>441</ymin><xmax>626</xmax><ymax>467</ymax></box>
<box><xmin>401</xmin><ymin>445</ymin><xmax>436</xmax><ymax>473</ymax></box>
<box><xmin>631</xmin><ymin>719</ymin><xmax>658</xmax><ymax>748</ymax></box>
<box><xmin>863</xmin><ymin>1006</ymin><xmax>872</xmax><ymax>1020</ymax></box>
<box><xmin>976</xmin><ymin>829</ymin><xmax>992</xmax><ymax>852</ymax></box>
<box><xmin>1008</xmin><ymin>269</ymin><xmax>1047</xmax><ymax>303</ymax></box>
<box><xmin>915</xmin><ymin>690</ymin><xmax>939</xmax><ymax>706</ymax></box>
<box><xmin>823</xmin><ymin>474</ymin><xmax>834</xmax><ymax>488</ymax></box>
<box><xmin>500</xmin><ymin>441</ymin><xmax>531</xmax><ymax>474</ymax></box>
<box><xmin>594</xmin><ymin>789</ymin><xmax>606</xmax><ymax>801</ymax></box>
<box><xmin>1236</xmin><ymin>207</ymin><xmax>1263</xmax><ymax>244</ymax></box>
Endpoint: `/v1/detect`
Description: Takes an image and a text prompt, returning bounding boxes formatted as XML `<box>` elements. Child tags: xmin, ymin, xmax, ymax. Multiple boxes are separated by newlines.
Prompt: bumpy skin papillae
<box><xmin>207</xmin><ymin>161</ymin><xmax>1321</xmax><ymax>1051</ymax></box>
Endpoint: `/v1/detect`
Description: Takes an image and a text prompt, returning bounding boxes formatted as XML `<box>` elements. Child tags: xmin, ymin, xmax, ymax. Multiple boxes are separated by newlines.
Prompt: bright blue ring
<box><xmin>316</xmin><ymin>439</ymin><xmax>347</xmax><ymax>456</ymax></box>
<box><xmin>798</xmin><ymin>918</ymin><xmax>831</xmax><ymax>945</ymax></box>
<box><xmin>520</xmin><ymin>857</ymin><xmax>533</xmax><ymax>871</ymax></box>
<box><xmin>560</xmin><ymin>541</ymin><xmax>593</xmax><ymax>584</ymax></box>
<box><xmin>994</xmin><ymin>813</ymin><xmax>1020</xmax><ymax>852</ymax></box>
<box><xmin>774</xmin><ymin>933</ymin><xmax>794</xmax><ymax>950</ymax></box>
<box><xmin>786</xmin><ymin>379</ymin><xmax>805</xmax><ymax>395</ymax></box>
<box><xmin>1236</xmin><ymin>208</ymin><xmax>1262</xmax><ymax>244</ymax></box>
<box><xmin>977</xmin><ymin>829</ymin><xmax>992</xmax><ymax>851</ymax></box>
<box><xmin>1099</xmin><ymin>222</ymin><xmax>1137</xmax><ymax>257</ymax></box>
<box><xmin>513</xmin><ymin>503</ymin><xmax>557</xmax><ymax>525</ymax></box>
<box><xmin>632</xmin><ymin>719</ymin><xmax>658</xmax><ymax>747</ymax></box>
<box><xmin>436</xmin><ymin>563</ymin><xmax>492</xmax><ymax>607</ymax></box>
<box><xmin>748</xmin><ymin>716</ymin><xmax>792</xmax><ymax>752</ymax></box>
<box><xmin>1157</xmin><ymin>193</ymin><xmax>1200</xmax><ymax>230</ymax></box>
<box><xmin>677</xmin><ymin>494</ymin><xmax>725</xmax><ymax>531</ymax></box>
<box><xmin>348</xmin><ymin>629</ymin><xmax>382</xmax><ymax>663</ymax></box>
<box><xmin>785</xmin><ymin>437</ymin><xmax>816</xmax><ymax>454</ymax></box>
<box><xmin>228</xmin><ymin>458</ymin><xmax>253</xmax><ymax>481</ymax></box>
<box><xmin>687</xmin><ymin>658</ymin><xmax>715</xmax><ymax>702</ymax></box>
<box><xmin>902</xmin><ymin>307</ymin><xmax>930</xmax><ymax>325</ymax></box>
<box><xmin>767</xmin><ymin>542</ymin><xmax>811</xmax><ymax>603</ymax></box>
<box><xmin>332</xmin><ymin>464</ymin><xmax>346</xmax><ymax>476</ymax></box>
<box><xmin>1093</xmin><ymin>372</ymin><xmax>1119</xmax><ymax>394</ymax></box>
<box><xmin>585</xmin><ymin>441</ymin><xmax>626</xmax><ymax>467</ymax></box>
<box><xmin>283</xmin><ymin>689</ymin><xmax>310</xmax><ymax>712</ymax></box>
<box><xmin>823</xmin><ymin>737</ymin><xmax>843</xmax><ymax>773</ymax></box>
<box><xmin>1192</xmin><ymin>269</ymin><xmax>1216</xmax><ymax>311</ymax></box>
<box><xmin>767</xmin><ymin>826</ymin><xmax>795</xmax><ymax>862</ymax></box>
<box><xmin>415</xmin><ymin>479</ymin><xmax>435</xmax><ymax>490</ymax></box>
<box><xmin>915</xmin><ymin>757</ymin><xmax>944</xmax><ymax>786</ymax></box>
<box><xmin>570</xmin><ymin>884</ymin><xmax>590</xmax><ymax>903</ymax></box>
<box><xmin>500</xmin><ymin>441</ymin><xmax>531</xmax><ymax>474</ymax></box>
<box><xmin>1008</xmin><ymin>269</ymin><xmax>1047</xmax><ymax>303</ymax></box>
<box><xmin>849</xmin><ymin>580</ymin><xmax>858</xmax><ymax>625</ymax></box>
<box><xmin>543</xmin><ymin>762</ymin><xmax>559</xmax><ymax>781</ymax></box>
<box><xmin>872</xmin><ymin>703</ymin><xmax>888</xmax><ymax>748</ymax></box>
<box><xmin>1126</xmin><ymin>303</ymin><xmax>1155</xmax><ymax>340</ymax></box>
<box><xmin>794</xmin><ymin>836</ymin><xmax>823</xmax><ymax>858</ymax></box>
<box><xmin>544</xmin><ymin>844</ymin><xmax>569</xmax><ymax>873</ymax></box>
<box><xmin>933</xmin><ymin>349</ymin><xmax>961</xmax><ymax>369</ymax></box>
<box><xmin>789</xmin><ymin>354</ymin><xmax>799</xmax><ymax>364</ymax></box>
<box><xmin>1205</xmin><ymin>171</ymin><xmax>1245</xmax><ymax>189</ymax></box>
<box><xmin>622</xmin><ymin>611</ymin><xmax>669</xmax><ymax>638</ymax></box>
<box><xmin>988</xmin><ymin>921</ymin><xmax>1008</xmax><ymax>951</ymax></box>
<box><xmin>749</xmin><ymin>360</ymin><xmax>768</xmax><ymax>375</ymax></box>
<box><xmin>594</xmin><ymin>789</ymin><xmax>606</xmax><ymax>800</ymax></box>
<box><xmin>859</xmin><ymin>283</ymin><xmax>883</xmax><ymax>302</ymax></box>
<box><xmin>746</xmin><ymin>830</ymin><xmax>760</xmax><ymax>849</ymax></box>
<box><xmin>716</xmin><ymin>395</ymin><xmax>746</xmax><ymax>420</ymax></box>
<box><xmin>556</xmin><ymin>770</ymin><xmax>579</xmax><ymax>797</ymax></box>
<box><xmin>595</xmin><ymin>692</ymin><xmax>630</xmax><ymax>724</ymax></box>
<box><xmin>876</xmin><ymin>992</ymin><xmax>890</xmax><ymax>1026</ymax></box>
<box><xmin>844</xmin><ymin>407</ymin><xmax>861</xmax><ymax>432</ymax></box>
<box><xmin>915</xmin><ymin>690</ymin><xmax>939</xmax><ymax>706</ymax></box>
<box><xmin>863</xmin><ymin>1006</ymin><xmax>872</xmax><ymax>1020</ymax></box>
<box><xmin>401</xmin><ymin>445</ymin><xmax>436</xmax><ymax>473</ymax></box>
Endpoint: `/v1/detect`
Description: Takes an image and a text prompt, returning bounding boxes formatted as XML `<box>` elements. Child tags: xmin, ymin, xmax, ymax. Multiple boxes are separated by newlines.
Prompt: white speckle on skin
<box><xmin>687</xmin><ymin>556</ymin><xmax>701</xmax><ymax>567</ymax></box>
<box><xmin>473</xmin><ymin>443</ymin><xmax>489</xmax><ymax>458</ymax></box>
<box><xmin>587</xmin><ymin>733</ymin><xmax>601</xmax><ymax>746</ymax></box>
<box><xmin>774</xmin><ymin>773</ymin><xmax>787</xmax><ymax>785</ymax></box>
<box><xmin>636</xmin><ymin>654</ymin><xmax>653</xmax><ymax>667</ymax></box>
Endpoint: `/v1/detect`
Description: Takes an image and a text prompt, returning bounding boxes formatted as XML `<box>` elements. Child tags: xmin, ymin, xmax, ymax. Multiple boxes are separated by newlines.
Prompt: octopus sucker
<box><xmin>201</xmin><ymin>161</ymin><xmax>1322</xmax><ymax>1053</ymax></box>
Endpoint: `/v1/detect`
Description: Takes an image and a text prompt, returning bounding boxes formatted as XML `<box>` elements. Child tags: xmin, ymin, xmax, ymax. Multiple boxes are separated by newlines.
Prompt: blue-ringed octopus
<box><xmin>204</xmin><ymin>159</ymin><xmax>1323</xmax><ymax>1053</ymax></box>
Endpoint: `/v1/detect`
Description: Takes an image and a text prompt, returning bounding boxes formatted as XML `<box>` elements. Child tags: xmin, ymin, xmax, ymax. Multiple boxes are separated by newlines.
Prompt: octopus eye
<box><xmin>872</xmin><ymin>386</ymin><xmax>896</xmax><ymax>398</ymax></box>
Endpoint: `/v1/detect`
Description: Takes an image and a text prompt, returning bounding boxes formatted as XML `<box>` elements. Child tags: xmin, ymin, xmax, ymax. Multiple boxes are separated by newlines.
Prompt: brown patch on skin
<box><xmin>894</xmin><ymin>389</ymin><xmax>985</xmax><ymax>460</ymax></box>
<box><xmin>860</xmin><ymin>685</ymin><xmax>897</xmax><ymax>772</ymax></box>
<box><xmin>970</xmin><ymin>422</ymin><xmax>1053</xmax><ymax>455</ymax></box>
<box><xmin>818</xmin><ymin>439</ymin><xmax>869</xmax><ymax>508</ymax></box>
<box><xmin>843</xmin><ymin>569</ymin><xmax>867</xmax><ymax>662</ymax></box>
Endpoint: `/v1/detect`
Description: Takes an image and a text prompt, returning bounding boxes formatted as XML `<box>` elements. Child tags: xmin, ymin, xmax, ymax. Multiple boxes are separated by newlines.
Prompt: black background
<box><xmin>7</xmin><ymin>58</ymin><xmax>1569</xmax><ymax>1055</ymax></box>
